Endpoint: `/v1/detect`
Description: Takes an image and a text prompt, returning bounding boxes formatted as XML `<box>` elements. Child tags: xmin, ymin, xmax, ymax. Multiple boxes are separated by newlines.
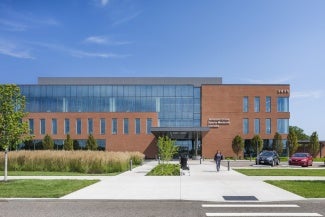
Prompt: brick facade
<box><xmin>201</xmin><ymin>84</ymin><xmax>290</xmax><ymax>158</ymax></box>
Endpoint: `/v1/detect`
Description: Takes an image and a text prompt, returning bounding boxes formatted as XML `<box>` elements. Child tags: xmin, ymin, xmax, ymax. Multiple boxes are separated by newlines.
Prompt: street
<box><xmin>0</xmin><ymin>200</ymin><xmax>324</xmax><ymax>217</ymax></box>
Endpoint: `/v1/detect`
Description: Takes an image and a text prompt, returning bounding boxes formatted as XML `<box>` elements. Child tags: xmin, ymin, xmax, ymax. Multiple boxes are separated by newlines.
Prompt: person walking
<box><xmin>214</xmin><ymin>150</ymin><xmax>223</xmax><ymax>172</ymax></box>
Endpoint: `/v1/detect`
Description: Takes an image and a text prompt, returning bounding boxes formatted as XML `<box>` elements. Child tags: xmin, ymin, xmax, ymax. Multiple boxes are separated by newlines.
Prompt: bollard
<box><xmin>227</xmin><ymin>160</ymin><xmax>230</xmax><ymax>171</ymax></box>
<box><xmin>158</xmin><ymin>156</ymin><xmax>160</xmax><ymax>164</ymax></box>
<box><xmin>200</xmin><ymin>157</ymin><xmax>202</xmax><ymax>164</ymax></box>
<box><xmin>130</xmin><ymin>159</ymin><xmax>133</xmax><ymax>171</ymax></box>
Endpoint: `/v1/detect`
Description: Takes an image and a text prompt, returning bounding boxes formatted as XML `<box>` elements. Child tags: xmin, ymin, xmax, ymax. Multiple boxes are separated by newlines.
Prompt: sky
<box><xmin>0</xmin><ymin>0</ymin><xmax>324</xmax><ymax>139</ymax></box>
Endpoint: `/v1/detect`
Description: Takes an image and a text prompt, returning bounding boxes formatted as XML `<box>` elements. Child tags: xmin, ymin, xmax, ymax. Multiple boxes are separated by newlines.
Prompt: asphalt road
<box><xmin>0</xmin><ymin>200</ymin><xmax>324</xmax><ymax>217</ymax></box>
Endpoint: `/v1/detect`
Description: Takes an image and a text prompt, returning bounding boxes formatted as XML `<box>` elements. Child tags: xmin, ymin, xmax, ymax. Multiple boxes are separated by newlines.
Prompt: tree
<box><xmin>157</xmin><ymin>136</ymin><xmax>178</xmax><ymax>163</ymax></box>
<box><xmin>308</xmin><ymin>131</ymin><xmax>319</xmax><ymax>158</ymax></box>
<box><xmin>287</xmin><ymin>127</ymin><xmax>298</xmax><ymax>156</ymax></box>
<box><xmin>273</xmin><ymin>132</ymin><xmax>283</xmax><ymax>155</ymax></box>
<box><xmin>86</xmin><ymin>134</ymin><xmax>98</xmax><ymax>150</ymax></box>
<box><xmin>232</xmin><ymin>135</ymin><xmax>244</xmax><ymax>160</ymax></box>
<box><xmin>251</xmin><ymin>135</ymin><xmax>263</xmax><ymax>156</ymax></box>
<box><xmin>42</xmin><ymin>134</ymin><xmax>54</xmax><ymax>150</ymax></box>
<box><xmin>63</xmin><ymin>134</ymin><xmax>73</xmax><ymax>150</ymax></box>
<box><xmin>289</xmin><ymin>126</ymin><xmax>309</xmax><ymax>140</ymax></box>
<box><xmin>0</xmin><ymin>84</ymin><xmax>30</xmax><ymax>181</ymax></box>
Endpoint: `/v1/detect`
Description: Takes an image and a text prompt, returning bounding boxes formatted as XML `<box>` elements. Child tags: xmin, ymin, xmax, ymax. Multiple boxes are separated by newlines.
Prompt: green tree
<box><xmin>289</xmin><ymin>126</ymin><xmax>309</xmax><ymax>140</ymax></box>
<box><xmin>308</xmin><ymin>131</ymin><xmax>319</xmax><ymax>157</ymax></box>
<box><xmin>157</xmin><ymin>136</ymin><xmax>179</xmax><ymax>163</ymax></box>
<box><xmin>287</xmin><ymin>127</ymin><xmax>298</xmax><ymax>156</ymax></box>
<box><xmin>86</xmin><ymin>134</ymin><xmax>98</xmax><ymax>150</ymax></box>
<box><xmin>42</xmin><ymin>134</ymin><xmax>54</xmax><ymax>150</ymax></box>
<box><xmin>251</xmin><ymin>135</ymin><xmax>263</xmax><ymax>156</ymax></box>
<box><xmin>232</xmin><ymin>135</ymin><xmax>244</xmax><ymax>160</ymax></box>
<box><xmin>0</xmin><ymin>84</ymin><xmax>30</xmax><ymax>181</ymax></box>
<box><xmin>63</xmin><ymin>134</ymin><xmax>73</xmax><ymax>150</ymax></box>
<box><xmin>273</xmin><ymin>132</ymin><xmax>283</xmax><ymax>155</ymax></box>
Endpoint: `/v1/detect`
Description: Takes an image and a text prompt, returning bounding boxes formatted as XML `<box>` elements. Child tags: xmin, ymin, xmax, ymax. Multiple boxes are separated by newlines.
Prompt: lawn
<box><xmin>0</xmin><ymin>179</ymin><xmax>99</xmax><ymax>198</ymax></box>
<box><xmin>234</xmin><ymin>169</ymin><xmax>325</xmax><ymax>176</ymax></box>
<box><xmin>266</xmin><ymin>180</ymin><xmax>325</xmax><ymax>198</ymax></box>
<box><xmin>0</xmin><ymin>170</ymin><xmax>120</xmax><ymax>176</ymax></box>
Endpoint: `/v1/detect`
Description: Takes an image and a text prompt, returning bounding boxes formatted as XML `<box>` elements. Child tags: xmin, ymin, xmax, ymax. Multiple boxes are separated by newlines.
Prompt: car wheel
<box><xmin>276</xmin><ymin>159</ymin><xmax>280</xmax><ymax>165</ymax></box>
<box><xmin>271</xmin><ymin>160</ymin><xmax>275</xmax><ymax>167</ymax></box>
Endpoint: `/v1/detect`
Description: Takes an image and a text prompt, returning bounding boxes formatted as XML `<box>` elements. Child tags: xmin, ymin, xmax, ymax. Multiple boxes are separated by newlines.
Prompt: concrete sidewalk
<box><xmin>59</xmin><ymin>160</ymin><xmax>313</xmax><ymax>202</ymax></box>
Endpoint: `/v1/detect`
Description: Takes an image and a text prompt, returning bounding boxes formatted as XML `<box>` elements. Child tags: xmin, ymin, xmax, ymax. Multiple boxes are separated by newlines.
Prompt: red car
<box><xmin>288</xmin><ymin>153</ymin><xmax>313</xmax><ymax>167</ymax></box>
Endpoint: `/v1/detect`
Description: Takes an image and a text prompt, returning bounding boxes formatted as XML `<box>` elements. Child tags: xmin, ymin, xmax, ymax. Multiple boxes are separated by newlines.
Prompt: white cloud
<box><xmin>101</xmin><ymin>0</ymin><xmax>109</xmax><ymax>6</ymax></box>
<box><xmin>0</xmin><ymin>40</ymin><xmax>34</xmax><ymax>59</ymax></box>
<box><xmin>112</xmin><ymin>11</ymin><xmax>142</xmax><ymax>26</ymax></box>
<box><xmin>84</xmin><ymin>35</ymin><xmax>131</xmax><ymax>45</ymax></box>
<box><xmin>291</xmin><ymin>90</ymin><xmax>323</xmax><ymax>99</ymax></box>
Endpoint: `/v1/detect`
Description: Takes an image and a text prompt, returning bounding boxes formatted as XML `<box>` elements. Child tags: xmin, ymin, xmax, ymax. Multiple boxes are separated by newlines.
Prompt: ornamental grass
<box><xmin>0</xmin><ymin>150</ymin><xmax>144</xmax><ymax>174</ymax></box>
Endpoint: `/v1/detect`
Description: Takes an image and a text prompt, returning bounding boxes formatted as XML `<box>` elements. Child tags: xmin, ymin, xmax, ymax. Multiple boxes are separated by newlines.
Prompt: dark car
<box><xmin>288</xmin><ymin>152</ymin><xmax>313</xmax><ymax>167</ymax></box>
<box><xmin>256</xmin><ymin>151</ymin><xmax>280</xmax><ymax>166</ymax></box>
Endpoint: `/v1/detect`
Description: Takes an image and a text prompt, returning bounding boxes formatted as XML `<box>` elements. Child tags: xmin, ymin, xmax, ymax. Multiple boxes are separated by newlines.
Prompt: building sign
<box><xmin>208</xmin><ymin>118</ymin><xmax>230</xmax><ymax>128</ymax></box>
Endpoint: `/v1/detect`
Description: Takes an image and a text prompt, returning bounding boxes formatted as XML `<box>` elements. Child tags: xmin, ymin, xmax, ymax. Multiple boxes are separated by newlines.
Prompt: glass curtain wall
<box><xmin>20</xmin><ymin>84</ymin><xmax>201</xmax><ymax>128</ymax></box>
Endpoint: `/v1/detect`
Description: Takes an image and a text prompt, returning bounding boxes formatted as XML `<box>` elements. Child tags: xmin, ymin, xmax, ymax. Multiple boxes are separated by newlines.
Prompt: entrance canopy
<box><xmin>151</xmin><ymin>127</ymin><xmax>209</xmax><ymax>140</ymax></box>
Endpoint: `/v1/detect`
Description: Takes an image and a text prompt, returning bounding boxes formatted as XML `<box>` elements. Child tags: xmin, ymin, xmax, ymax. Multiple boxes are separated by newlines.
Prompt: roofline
<box><xmin>38</xmin><ymin>77</ymin><xmax>222</xmax><ymax>87</ymax></box>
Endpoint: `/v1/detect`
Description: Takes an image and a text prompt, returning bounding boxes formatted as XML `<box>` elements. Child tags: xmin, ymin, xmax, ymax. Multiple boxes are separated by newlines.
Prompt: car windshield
<box><xmin>293</xmin><ymin>153</ymin><xmax>307</xmax><ymax>157</ymax></box>
<box><xmin>260</xmin><ymin>152</ymin><xmax>273</xmax><ymax>157</ymax></box>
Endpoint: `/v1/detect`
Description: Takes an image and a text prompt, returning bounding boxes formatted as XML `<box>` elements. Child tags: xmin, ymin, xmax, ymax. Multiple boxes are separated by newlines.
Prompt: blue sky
<box><xmin>0</xmin><ymin>0</ymin><xmax>324</xmax><ymax>139</ymax></box>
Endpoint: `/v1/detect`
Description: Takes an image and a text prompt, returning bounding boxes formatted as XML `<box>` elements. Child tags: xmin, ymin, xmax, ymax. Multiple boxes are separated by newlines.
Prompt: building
<box><xmin>19</xmin><ymin>77</ymin><xmax>290</xmax><ymax>158</ymax></box>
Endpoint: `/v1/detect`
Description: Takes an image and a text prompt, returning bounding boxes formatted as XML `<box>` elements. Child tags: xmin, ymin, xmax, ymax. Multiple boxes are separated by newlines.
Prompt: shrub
<box><xmin>147</xmin><ymin>163</ymin><xmax>180</xmax><ymax>176</ymax></box>
<box><xmin>0</xmin><ymin>150</ymin><xmax>144</xmax><ymax>174</ymax></box>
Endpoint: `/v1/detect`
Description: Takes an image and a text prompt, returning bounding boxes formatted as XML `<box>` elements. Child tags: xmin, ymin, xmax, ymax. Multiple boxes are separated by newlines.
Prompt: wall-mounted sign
<box><xmin>208</xmin><ymin>118</ymin><xmax>230</xmax><ymax>128</ymax></box>
<box><xmin>277</xmin><ymin>89</ymin><xmax>289</xmax><ymax>94</ymax></box>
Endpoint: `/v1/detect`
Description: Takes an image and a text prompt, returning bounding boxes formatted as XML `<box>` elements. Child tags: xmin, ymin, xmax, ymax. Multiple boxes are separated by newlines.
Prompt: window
<box><xmin>243</xmin><ymin>96</ymin><xmax>248</xmax><ymax>112</ymax></box>
<box><xmin>76</xmin><ymin>118</ymin><xmax>82</xmax><ymax>135</ymax></box>
<box><xmin>266</xmin><ymin>96</ymin><xmax>271</xmax><ymax>112</ymax></box>
<box><xmin>266</xmin><ymin>118</ymin><xmax>271</xmax><ymax>134</ymax></box>
<box><xmin>277</xmin><ymin>119</ymin><xmax>289</xmax><ymax>134</ymax></box>
<box><xmin>88</xmin><ymin>118</ymin><xmax>93</xmax><ymax>134</ymax></box>
<box><xmin>52</xmin><ymin>119</ymin><xmax>57</xmax><ymax>135</ymax></box>
<box><xmin>100</xmin><ymin>118</ymin><xmax>106</xmax><ymax>135</ymax></box>
<box><xmin>135</xmin><ymin>118</ymin><xmax>141</xmax><ymax>134</ymax></box>
<box><xmin>64</xmin><ymin>119</ymin><xmax>70</xmax><ymax>134</ymax></box>
<box><xmin>243</xmin><ymin>118</ymin><xmax>249</xmax><ymax>134</ymax></box>
<box><xmin>254</xmin><ymin>97</ymin><xmax>260</xmax><ymax>112</ymax></box>
<box><xmin>123</xmin><ymin>118</ymin><xmax>129</xmax><ymax>134</ymax></box>
<box><xmin>40</xmin><ymin>119</ymin><xmax>46</xmax><ymax>135</ymax></box>
<box><xmin>29</xmin><ymin>119</ymin><xmax>34</xmax><ymax>134</ymax></box>
<box><xmin>254</xmin><ymin>118</ymin><xmax>260</xmax><ymax>134</ymax></box>
<box><xmin>147</xmin><ymin>118</ymin><xmax>152</xmax><ymax>134</ymax></box>
<box><xmin>112</xmin><ymin>118</ymin><xmax>117</xmax><ymax>134</ymax></box>
<box><xmin>277</xmin><ymin>97</ymin><xmax>289</xmax><ymax>112</ymax></box>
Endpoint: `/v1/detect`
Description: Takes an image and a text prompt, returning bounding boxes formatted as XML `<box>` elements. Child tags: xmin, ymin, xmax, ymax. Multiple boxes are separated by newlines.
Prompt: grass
<box><xmin>266</xmin><ymin>180</ymin><xmax>325</xmax><ymax>198</ymax></box>
<box><xmin>147</xmin><ymin>163</ymin><xmax>180</xmax><ymax>176</ymax></box>
<box><xmin>0</xmin><ymin>171</ymin><xmax>120</xmax><ymax>176</ymax></box>
<box><xmin>0</xmin><ymin>179</ymin><xmax>99</xmax><ymax>198</ymax></box>
<box><xmin>0</xmin><ymin>150</ymin><xmax>144</xmax><ymax>174</ymax></box>
<box><xmin>234</xmin><ymin>169</ymin><xmax>325</xmax><ymax>176</ymax></box>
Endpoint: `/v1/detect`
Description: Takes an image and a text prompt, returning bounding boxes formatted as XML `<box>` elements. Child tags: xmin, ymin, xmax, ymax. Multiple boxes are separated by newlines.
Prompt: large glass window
<box><xmin>29</xmin><ymin>119</ymin><xmax>34</xmax><ymax>134</ymax></box>
<box><xmin>277</xmin><ymin>97</ymin><xmax>289</xmax><ymax>112</ymax></box>
<box><xmin>254</xmin><ymin>97</ymin><xmax>260</xmax><ymax>112</ymax></box>
<box><xmin>266</xmin><ymin>96</ymin><xmax>271</xmax><ymax>112</ymax></box>
<box><xmin>243</xmin><ymin>118</ymin><xmax>249</xmax><ymax>134</ymax></box>
<box><xmin>266</xmin><ymin>118</ymin><xmax>271</xmax><ymax>134</ymax></box>
<box><xmin>100</xmin><ymin>118</ymin><xmax>106</xmax><ymax>135</ymax></box>
<box><xmin>135</xmin><ymin>118</ymin><xmax>140</xmax><ymax>134</ymax></box>
<box><xmin>147</xmin><ymin>118</ymin><xmax>152</xmax><ymax>134</ymax></box>
<box><xmin>40</xmin><ymin>119</ymin><xmax>46</xmax><ymax>135</ymax></box>
<box><xmin>277</xmin><ymin>119</ymin><xmax>289</xmax><ymax>134</ymax></box>
<box><xmin>64</xmin><ymin>119</ymin><xmax>70</xmax><ymax>134</ymax></box>
<box><xmin>76</xmin><ymin>118</ymin><xmax>82</xmax><ymax>135</ymax></box>
<box><xmin>112</xmin><ymin>118</ymin><xmax>117</xmax><ymax>134</ymax></box>
<box><xmin>254</xmin><ymin>118</ymin><xmax>260</xmax><ymax>134</ymax></box>
<box><xmin>123</xmin><ymin>118</ymin><xmax>129</xmax><ymax>134</ymax></box>
<box><xmin>52</xmin><ymin>118</ymin><xmax>57</xmax><ymax>135</ymax></box>
<box><xmin>88</xmin><ymin>118</ymin><xmax>93</xmax><ymax>134</ymax></box>
<box><xmin>243</xmin><ymin>96</ymin><xmax>248</xmax><ymax>112</ymax></box>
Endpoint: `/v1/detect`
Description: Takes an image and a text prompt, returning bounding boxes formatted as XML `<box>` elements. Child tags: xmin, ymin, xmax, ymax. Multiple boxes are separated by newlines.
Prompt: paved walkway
<box><xmin>57</xmin><ymin>160</ymin><xmax>324</xmax><ymax>202</ymax></box>
<box><xmin>6</xmin><ymin>160</ymin><xmax>325</xmax><ymax>202</ymax></box>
